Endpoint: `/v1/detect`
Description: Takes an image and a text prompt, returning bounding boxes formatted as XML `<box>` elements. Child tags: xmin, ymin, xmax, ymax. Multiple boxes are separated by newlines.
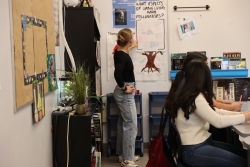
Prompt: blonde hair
<box><xmin>117</xmin><ymin>28</ymin><xmax>132</xmax><ymax>47</ymax></box>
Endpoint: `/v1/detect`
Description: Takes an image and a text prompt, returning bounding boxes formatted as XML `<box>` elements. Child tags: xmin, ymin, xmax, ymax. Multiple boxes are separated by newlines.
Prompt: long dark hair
<box><xmin>165</xmin><ymin>52</ymin><xmax>208</xmax><ymax>112</ymax></box>
<box><xmin>166</xmin><ymin>59</ymin><xmax>214</xmax><ymax>119</ymax></box>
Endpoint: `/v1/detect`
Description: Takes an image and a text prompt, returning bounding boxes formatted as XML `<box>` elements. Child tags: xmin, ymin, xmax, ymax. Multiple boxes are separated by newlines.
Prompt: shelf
<box><xmin>170</xmin><ymin>69</ymin><xmax>248</xmax><ymax>80</ymax></box>
<box><xmin>150</xmin><ymin>114</ymin><xmax>169</xmax><ymax>125</ymax></box>
<box><xmin>149</xmin><ymin>92</ymin><xmax>168</xmax><ymax>102</ymax></box>
<box><xmin>109</xmin><ymin>136</ymin><xmax>143</xmax><ymax>149</ymax></box>
<box><xmin>107</xmin><ymin>93</ymin><xmax>141</xmax><ymax>103</ymax></box>
<box><xmin>107</xmin><ymin>92</ymin><xmax>143</xmax><ymax>157</ymax></box>
<box><xmin>108</xmin><ymin>114</ymin><xmax>142</xmax><ymax>126</ymax></box>
<box><xmin>211</xmin><ymin>69</ymin><xmax>248</xmax><ymax>78</ymax></box>
<box><xmin>170</xmin><ymin>70</ymin><xmax>179</xmax><ymax>80</ymax></box>
<box><xmin>149</xmin><ymin>92</ymin><xmax>169</xmax><ymax>143</ymax></box>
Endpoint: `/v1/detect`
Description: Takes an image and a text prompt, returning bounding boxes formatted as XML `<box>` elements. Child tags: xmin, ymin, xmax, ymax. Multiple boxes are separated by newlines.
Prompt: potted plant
<box><xmin>65</xmin><ymin>65</ymin><xmax>90</xmax><ymax>115</ymax></box>
<box><xmin>64</xmin><ymin>65</ymin><xmax>105</xmax><ymax>115</ymax></box>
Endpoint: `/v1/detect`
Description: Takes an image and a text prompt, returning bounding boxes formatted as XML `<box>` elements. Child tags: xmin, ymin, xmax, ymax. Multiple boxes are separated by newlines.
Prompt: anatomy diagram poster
<box><xmin>107</xmin><ymin>32</ymin><xmax>166</xmax><ymax>81</ymax></box>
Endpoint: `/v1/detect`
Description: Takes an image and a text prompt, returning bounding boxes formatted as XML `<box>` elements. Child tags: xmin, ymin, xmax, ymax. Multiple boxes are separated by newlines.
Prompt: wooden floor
<box><xmin>102</xmin><ymin>150</ymin><xmax>148</xmax><ymax>167</ymax></box>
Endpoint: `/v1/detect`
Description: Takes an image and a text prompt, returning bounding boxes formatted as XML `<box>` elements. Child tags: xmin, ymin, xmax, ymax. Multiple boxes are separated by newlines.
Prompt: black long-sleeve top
<box><xmin>114</xmin><ymin>51</ymin><xmax>135</xmax><ymax>88</ymax></box>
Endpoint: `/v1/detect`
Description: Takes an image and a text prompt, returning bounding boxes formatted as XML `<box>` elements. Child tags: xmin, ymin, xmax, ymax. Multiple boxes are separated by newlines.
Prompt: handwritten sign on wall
<box><xmin>135</xmin><ymin>1</ymin><xmax>166</xmax><ymax>51</ymax></box>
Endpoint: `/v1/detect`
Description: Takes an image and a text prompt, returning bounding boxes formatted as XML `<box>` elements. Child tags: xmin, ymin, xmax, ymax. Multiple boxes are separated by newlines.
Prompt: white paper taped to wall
<box><xmin>135</xmin><ymin>1</ymin><xmax>166</xmax><ymax>51</ymax></box>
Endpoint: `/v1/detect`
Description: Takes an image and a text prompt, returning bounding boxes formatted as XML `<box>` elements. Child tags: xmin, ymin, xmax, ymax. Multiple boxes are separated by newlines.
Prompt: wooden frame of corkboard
<box><xmin>10</xmin><ymin>0</ymin><xmax>55</xmax><ymax>111</ymax></box>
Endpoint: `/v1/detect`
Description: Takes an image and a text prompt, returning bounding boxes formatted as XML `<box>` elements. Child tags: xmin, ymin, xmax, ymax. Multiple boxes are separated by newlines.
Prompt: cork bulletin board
<box><xmin>12</xmin><ymin>0</ymin><xmax>55</xmax><ymax>109</ymax></box>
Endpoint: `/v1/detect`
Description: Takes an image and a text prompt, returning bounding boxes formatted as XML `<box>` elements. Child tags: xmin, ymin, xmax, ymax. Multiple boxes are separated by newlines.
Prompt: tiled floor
<box><xmin>102</xmin><ymin>150</ymin><xmax>148</xmax><ymax>167</ymax></box>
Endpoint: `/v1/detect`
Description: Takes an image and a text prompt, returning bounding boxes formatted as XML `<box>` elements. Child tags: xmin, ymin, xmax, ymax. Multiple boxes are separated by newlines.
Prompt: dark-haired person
<box><xmin>172</xmin><ymin>52</ymin><xmax>242</xmax><ymax>111</ymax></box>
<box><xmin>167</xmin><ymin>52</ymin><xmax>242</xmax><ymax>143</ymax></box>
<box><xmin>113</xmin><ymin>28</ymin><xmax>138</xmax><ymax>167</ymax></box>
<box><xmin>165</xmin><ymin>59</ymin><xmax>249</xmax><ymax>167</ymax></box>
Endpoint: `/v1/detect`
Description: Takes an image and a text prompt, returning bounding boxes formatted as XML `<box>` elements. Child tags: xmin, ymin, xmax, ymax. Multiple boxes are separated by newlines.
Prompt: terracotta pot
<box><xmin>76</xmin><ymin>104</ymin><xmax>86</xmax><ymax>115</ymax></box>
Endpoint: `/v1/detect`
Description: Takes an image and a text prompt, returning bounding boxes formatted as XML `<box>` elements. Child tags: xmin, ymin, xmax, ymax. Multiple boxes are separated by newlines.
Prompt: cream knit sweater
<box><xmin>176</xmin><ymin>93</ymin><xmax>245</xmax><ymax>145</ymax></box>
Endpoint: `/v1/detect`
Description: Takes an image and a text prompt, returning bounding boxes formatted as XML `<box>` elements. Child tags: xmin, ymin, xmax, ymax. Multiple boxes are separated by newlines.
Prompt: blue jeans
<box><xmin>113</xmin><ymin>82</ymin><xmax>137</xmax><ymax>160</ymax></box>
<box><xmin>181</xmin><ymin>136</ymin><xmax>247</xmax><ymax>167</ymax></box>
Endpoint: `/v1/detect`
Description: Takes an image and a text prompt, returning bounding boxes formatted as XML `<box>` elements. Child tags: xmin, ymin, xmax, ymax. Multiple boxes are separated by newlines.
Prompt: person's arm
<box><xmin>212</xmin><ymin>98</ymin><xmax>242</xmax><ymax>111</ymax></box>
<box><xmin>195</xmin><ymin>94</ymin><xmax>249</xmax><ymax>128</ymax></box>
<box><xmin>216</xmin><ymin>99</ymin><xmax>233</xmax><ymax>104</ymax></box>
<box><xmin>215</xmin><ymin>108</ymin><xmax>242</xmax><ymax>115</ymax></box>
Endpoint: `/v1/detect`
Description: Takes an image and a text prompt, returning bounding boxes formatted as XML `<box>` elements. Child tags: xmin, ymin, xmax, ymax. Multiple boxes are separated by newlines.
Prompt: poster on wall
<box><xmin>21</xmin><ymin>14</ymin><xmax>48</xmax><ymax>86</ymax></box>
<box><xmin>177</xmin><ymin>17</ymin><xmax>200</xmax><ymax>40</ymax></box>
<box><xmin>32</xmin><ymin>81</ymin><xmax>45</xmax><ymax>123</ymax></box>
<box><xmin>113</xmin><ymin>0</ymin><xmax>136</xmax><ymax>28</ymax></box>
<box><xmin>53</xmin><ymin>0</ymin><xmax>59</xmax><ymax>46</ymax></box>
<box><xmin>112</xmin><ymin>0</ymin><xmax>159</xmax><ymax>28</ymax></box>
<box><xmin>135</xmin><ymin>1</ymin><xmax>166</xmax><ymax>51</ymax></box>
<box><xmin>107</xmin><ymin>32</ymin><xmax>166</xmax><ymax>81</ymax></box>
<box><xmin>47</xmin><ymin>54</ymin><xmax>58</xmax><ymax>92</ymax></box>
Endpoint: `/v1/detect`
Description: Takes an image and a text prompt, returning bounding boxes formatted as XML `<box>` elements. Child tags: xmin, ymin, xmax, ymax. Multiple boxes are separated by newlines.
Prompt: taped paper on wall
<box><xmin>177</xmin><ymin>17</ymin><xmax>200</xmax><ymax>40</ymax></box>
<box><xmin>107</xmin><ymin>32</ymin><xmax>166</xmax><ymax>81</ymax></box>
<box><xmin>135</xmin><ymin>1</ymin><xmax>166</xmax><ymax>51</ymax></box>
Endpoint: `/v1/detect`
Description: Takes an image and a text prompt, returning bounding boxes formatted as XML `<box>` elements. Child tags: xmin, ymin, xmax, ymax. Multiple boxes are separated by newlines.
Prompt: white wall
<box><xmin>93</xmin><ymin>0</ymin><xmax>171</xmax><ymax>143</ymax></box>
<box><xmin>93</xmin><ymin>0</ymin><xmax>250</xmax><ymax>144</ymax></box>
<box><xmin>168</xmin><ymin>0</ymin><xmax>250</xmax><ymax>65</ymax></box>
<box><xmin>0</xmin><ymin>0</ymin><xmax>59</xmax><ymax>166</ymax></box>
<box><xmin>1</xmin><ymin>0</ymin><xmax>250</xmax><ymax>166</ymax></box>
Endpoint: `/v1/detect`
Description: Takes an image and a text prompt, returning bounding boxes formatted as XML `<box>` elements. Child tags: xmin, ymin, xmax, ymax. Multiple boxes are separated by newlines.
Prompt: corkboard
<box><xmin>12</xmin><ymin>0</ymin><xmax>55</xmax><ymax>109</ymax></box>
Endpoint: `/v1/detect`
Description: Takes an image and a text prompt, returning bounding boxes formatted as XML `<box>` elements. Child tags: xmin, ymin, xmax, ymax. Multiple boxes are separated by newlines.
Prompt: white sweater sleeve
<box><xmin>195</xmin><ymin>94</ymin><xmax>245</xmax><ymax>128</ymax></box>
<box><xmin>214</xmin><ymin>108</ymin><xmax>242</xmax><ymax>115</ymax></box>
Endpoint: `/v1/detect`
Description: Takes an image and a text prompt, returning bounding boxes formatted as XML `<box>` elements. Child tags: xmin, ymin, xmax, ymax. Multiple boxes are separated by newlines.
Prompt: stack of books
<box><xmin>211</xmin><ymin>52</ymin><xmax>246</xmax><ymax>70</ymax></box>
<box><xmin>93</xmin><ymin>114</ymin><xmax>102</xmax><ymax>152</ymax></box>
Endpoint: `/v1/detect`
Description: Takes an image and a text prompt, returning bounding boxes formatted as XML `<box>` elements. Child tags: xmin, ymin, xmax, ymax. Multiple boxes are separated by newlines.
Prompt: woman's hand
<box><xmin>243</xmin><ymin>111</ymin><xmax>250</xmax><ymax>121</ymax></box>
<box><xmin>231</xmin><ymin>102</ymin><xmax>242</xmax><ymax>111</ymax></box>
<box><xmin>125</xmin><ymin>85</ymin><xmax>135</xmax><ymax>94</ymax></box>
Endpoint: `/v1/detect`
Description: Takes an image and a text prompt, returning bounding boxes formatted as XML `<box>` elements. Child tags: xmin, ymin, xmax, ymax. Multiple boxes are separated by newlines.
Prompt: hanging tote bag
<box><xmin>146</xmin><ymin>107</ymin><xmax>176</xmax><ymax>167</ymax></box>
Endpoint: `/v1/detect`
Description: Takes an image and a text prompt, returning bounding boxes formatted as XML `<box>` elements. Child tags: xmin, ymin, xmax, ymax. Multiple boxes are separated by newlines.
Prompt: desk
<box><xmin>231</xmin><ymin>102</ymin><xmax>250</xmax><ymax>167</ymax></box>
<box><xmin>232</xmin><ymin>102</ymin><xmax>250</xmax><ymax>137</ymax></box>
<box><xmin>241</xmin><ymin>102</ymin><xmax>250</xmax><ymax>112</ymax></box>
<box><xmin>231</xmin><ymin>121</ymin><xmax>250</xmax><ymax>138</ymax></box>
